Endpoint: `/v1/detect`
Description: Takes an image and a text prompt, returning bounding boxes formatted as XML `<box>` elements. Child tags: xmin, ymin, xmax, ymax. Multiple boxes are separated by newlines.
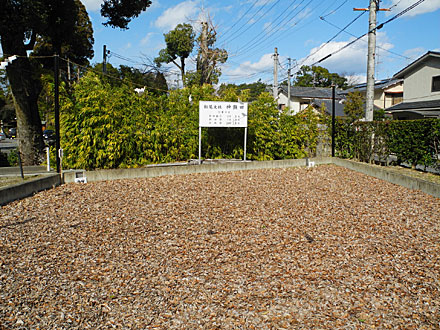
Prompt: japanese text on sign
<box><xmin>199</xmin><ymin>101</ymin><xmax>248</xmax><ymax>128</ymax></box>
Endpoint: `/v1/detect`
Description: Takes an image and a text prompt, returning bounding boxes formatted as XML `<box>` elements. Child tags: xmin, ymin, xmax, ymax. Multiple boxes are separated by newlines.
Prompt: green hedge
<box><xmin>59</xmin><ymin>72</ymin><xmax>328</xmax><ymax>170</ymax></box>
<box><xmin>336</xmin><ymin>119</ymin><xmax>440</xmax><ymax>169</ymax></box>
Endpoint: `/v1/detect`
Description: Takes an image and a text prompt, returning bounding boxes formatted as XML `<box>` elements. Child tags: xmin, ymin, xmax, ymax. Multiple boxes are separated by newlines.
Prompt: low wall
<box><xmin>63</xmin><ymin>157</ymin><xmax>332</xmax><ymax>183</ymax></box>
<box><xmin>0</xmin><ymin>174</ymin><xmax>61</xmax><ymax>206</ymax></box>
<box><xmin>333</xmin><ymin>158</ymin><xmax>440</xmax><ymax>198</ymax></box>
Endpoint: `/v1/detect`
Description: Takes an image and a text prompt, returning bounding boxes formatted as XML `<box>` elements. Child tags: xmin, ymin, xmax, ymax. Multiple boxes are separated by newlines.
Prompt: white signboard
<box><xmin>199</xmin><ymin>101</ymin><xmax>248</xmax><ymax>128</ymax></box>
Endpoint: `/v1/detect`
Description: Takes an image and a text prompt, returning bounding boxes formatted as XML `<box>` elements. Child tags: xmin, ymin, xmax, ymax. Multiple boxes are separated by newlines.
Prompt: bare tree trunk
<box><xmin>1</xmin><ymin>34</ymin><xmax>44</xmax><ymax>165</ymax></box>
<box><xmin>180</xmin><ymin>57</ymin><xmax>185</xmax><ymax>88</ymax></box>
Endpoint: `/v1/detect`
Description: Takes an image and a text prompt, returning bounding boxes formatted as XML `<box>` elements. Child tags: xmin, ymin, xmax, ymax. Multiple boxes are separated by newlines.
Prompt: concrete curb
<box><xmin>333</xmin><ymin>158</ymin><xmax>440</xmax><ymax>199</ymax></box>
<box><xmin>0</xmin><ymin>174</ymin><xmax>62</xmax><ymax>206</ymax></box>
<box><xmin>63</xmin><ymin>157</ymin><xmax>333</xmax><ymax>183</ymax></box>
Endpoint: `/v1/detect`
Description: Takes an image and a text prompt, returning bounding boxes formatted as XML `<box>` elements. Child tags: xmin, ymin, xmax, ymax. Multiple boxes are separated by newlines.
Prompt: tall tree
<box><xmin>196</xmin><ymin>21</ymin><xmax>227</xmax><ymax>86</ymax></box>
<box><xmin>218</xmin><ymin>80</ymin><xmax>268</xmax><ymax>102</ymax></box>
<box><xmin>0</xmin><ymin>0</ymin><xmax>152</xmax><ymax>165</ymax></box>
<box><xmin>343</xmin><ymin>91</ymin><xmax>364</xmax><ymax>123</ymax></box>
<box><xmin>294</xmin><ymin>65</ymin><xmax>348</xmax><ymax>89</ymax></box>
<box><xmin>154</xmin><ymin>23</ymin><xmax>195</xmax><ymax>87</ymax></box>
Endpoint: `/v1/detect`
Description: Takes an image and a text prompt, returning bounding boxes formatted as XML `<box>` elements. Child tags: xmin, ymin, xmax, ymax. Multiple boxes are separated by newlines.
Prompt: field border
<box><xmin>1</xmin><ymin>157</ymin><xmax>439</xmax><ymax>206</ymax></box>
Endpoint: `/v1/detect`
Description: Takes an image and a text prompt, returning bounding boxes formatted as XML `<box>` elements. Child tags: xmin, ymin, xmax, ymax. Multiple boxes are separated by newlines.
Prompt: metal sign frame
<box><xmin>198</xmin><ymin>101</ymin><xmax>248</xmax><ymax>163</ymax></box>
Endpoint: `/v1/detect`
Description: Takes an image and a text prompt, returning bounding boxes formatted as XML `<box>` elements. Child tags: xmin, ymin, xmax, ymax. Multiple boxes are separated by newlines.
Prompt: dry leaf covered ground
<box><xmin>1</xmin><ymin>165</ymin><xmax>439</xmax><ymax>329</ymax></box>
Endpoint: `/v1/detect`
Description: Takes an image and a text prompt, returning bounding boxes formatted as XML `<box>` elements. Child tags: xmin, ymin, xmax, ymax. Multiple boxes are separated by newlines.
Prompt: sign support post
<box><xmin>198</xmin><ymin>126</ymin><xmax>202</xmax><ymax>164</ymax></box>
<box><xmin>244</xmin><ymin>127</ymin><xmax>247</xmax><ymax>161</ymax></box>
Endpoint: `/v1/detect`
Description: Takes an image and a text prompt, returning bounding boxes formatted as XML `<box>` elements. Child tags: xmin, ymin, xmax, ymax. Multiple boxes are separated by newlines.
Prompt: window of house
<box><xmin>300</xmin><ymin>102</ymin><xmax>309</xmax><ymax>110</ymax></box>
<box><xmin>432</xmin><ymin>75</ymin><xmax>440</xmax><ymax>92</ymax></box>
<box><xmin>391</xmin><ymin>93</ymin><xmax>403</xmax><ymax>105</ymax></box>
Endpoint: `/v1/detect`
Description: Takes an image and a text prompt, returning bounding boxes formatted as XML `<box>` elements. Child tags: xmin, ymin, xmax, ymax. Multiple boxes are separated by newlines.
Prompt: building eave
<box><xmin>393</xmin><ymin>51</ymin><xmax>440</xmax><ymax>79</ymax></box>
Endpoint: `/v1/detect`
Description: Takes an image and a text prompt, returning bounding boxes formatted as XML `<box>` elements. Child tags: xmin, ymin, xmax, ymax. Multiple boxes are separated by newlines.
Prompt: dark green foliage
<box><xmin>101</xmin><ymin>0</ymin><xmax>152</xmax><ymax>29</ymax></box>
<box><xmin>344</xmin><ymin>91</ymin><xmax>364</xmax><ymax>123</ymax></box>
<box><xmin>218</xmin><ymin>80</ymin><xmax>268</xmax><ymax>102</ymax></box>
<box><xmin>336</xmin><ymin>119</ymin><xmax>440</xmax><ymax>169</ymax></box>
<box><xmin>0</xmin><ymin>152</ymin><xmax>8</xmax><ymax>167</ymax></box>
<box><xmin>294</xmin><ymin>65</ymin><xmax>348</xmax><ymax>89</ymax></box>
<box><xmin>154</xmin><ymin>23</ymin><xmax>195</xmax><ymax>86</ymax></box>
<box><xmin>0</xmin><ymin>0</ymin><xmax>151</xmax><ymax>165</ymax></box>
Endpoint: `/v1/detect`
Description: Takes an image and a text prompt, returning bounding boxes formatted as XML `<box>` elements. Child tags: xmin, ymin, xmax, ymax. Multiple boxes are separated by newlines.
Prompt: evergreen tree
<box><xmin>0</xmin><ymin>0</ymin><xmax>152</xmax><ymax>164</ymax></box>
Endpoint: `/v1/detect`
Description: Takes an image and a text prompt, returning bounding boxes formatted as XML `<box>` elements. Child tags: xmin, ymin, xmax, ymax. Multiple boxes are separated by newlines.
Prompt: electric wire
<box><xmin>310</xmin><ymin>0</ymin><xmax>426</xmax><ymax>66</ymax></box>
<box><xmin>230</xmin><ymin>0</ymin><xmax>308</xmax><ymax>58</ymax></box>
<box><xmin>232</xmin><ymin>0</ymin><xmax>327</xmax><ymax>60</ymax></box>
<box><xmin>219</xmin><ymin>0</ymin><xmax>276</xmax><ymax>44</ymax></box>
<box><xmin>319</xmin><ymin>16</ymin><xmax>414</xmax><ymax>61</ymax></box>
<box><xmin>295</xmin><ymin>11</ymin><xmax>366</xmax><ymax>69</ymax></box>
<box><xmin>59</xmin><ymin>56</ymin><xmax>171</xmax><ymax>93</ymax></box>
<box><xmin>218</xmin><ymin>0</ymin><xmax>261</xmax><ymax>41</ymax></box>
<box><xmin>320</xmin><ymin>0</ymin><xmax>348</xmax><ymax>18</ymax></box>
<box><xmin>225</xmin><ymin>0</ymin><xmax>300</xmax><ymax>48</ymax></box>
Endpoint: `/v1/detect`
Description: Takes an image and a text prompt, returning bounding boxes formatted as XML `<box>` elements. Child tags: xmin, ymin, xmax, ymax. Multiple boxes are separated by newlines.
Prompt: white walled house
<box><xmin>277</xmin><ymin>86</ymin><xmax>345</xmax><ymax>116</ymax></box>
<box><xmin>387</xmin><ymin>51</ymin><xmax>440</xmax><ymax>120</ymax></box>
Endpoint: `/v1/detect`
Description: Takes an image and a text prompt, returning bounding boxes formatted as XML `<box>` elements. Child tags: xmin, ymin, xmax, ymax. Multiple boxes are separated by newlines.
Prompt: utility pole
<box><xmin>67</xmin><ymin>58</ymin><xmax>71</xmax><ymax>83</ymax></box>
<box><xmin>273</xmin><ymin>47</ymin><xmax>278</xmax><ymax>100</ymax></box>
<box><xmin>103</xmin><ymin>45</ymin><xmax>108</xmax><ymax>73</ymax></box>
<box><xmin>365</xmin><ymin>0</ymin><xmax>377</xmax><ymax>122</ymax></box>
<box><xmin>331</xmin><ymin>85</ymin><xmax>336</xmax><ymax>157</ymax></box>
<box><xmin>287</xmin><ymin>58</ymin><xmax>291</xmax><ymax>111</ymax></box>
<box><xmin>354</xmin><ymin>1</ymin><xmax>389</xmax><ymax>121</ymax></box>
<box><xmin>54</xmin><ymin>54</ymin><xmax>60</xmax><ymax>173</ymax></box>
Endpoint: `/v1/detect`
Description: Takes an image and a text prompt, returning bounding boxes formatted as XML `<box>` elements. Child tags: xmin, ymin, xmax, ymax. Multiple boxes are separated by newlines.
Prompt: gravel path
<box><xmin>1</xmin><ymin>165</ymin><xmax>439</xmax><ymax>329</ymax></box>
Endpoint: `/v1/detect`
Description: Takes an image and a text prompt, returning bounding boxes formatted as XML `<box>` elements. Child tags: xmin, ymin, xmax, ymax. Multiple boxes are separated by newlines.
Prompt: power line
<box><xmin>295</xmin><ymin>11</ymin><xmax>366</xmax><ymax>68</ymax></box>
<box><xmin>310</xmin><ymin>0</ymin><xmax>426</xmax><ymax>66</ymax></box>
<box><xmin>219</xmin><ymin>0</ymin><xmax>276</xmax><ymax>44</ymax></box>
<box><xmin>230</xmin><ymin>0</ymin><xmax>307</xmax><ymax>57</ymax></box>
<box><xmin>59</xmin><ymin>56</ymin><xmax>170</xmax><ymax>93</ymax></box>
<box><xmin>319</xmin><ymin>16</ymin><xmax>414</xmax><ymax>61</ymax></box>
<box><xmin>232</xmin><ymin>0</ymin><xmax>328</xmax><ymax>60</ymax></box>
<box><xmin>320</xmin><ymin>0</ymin><xmax>348</xmax><ymax>18</ymax></box>
<box><xmin>218</xmin><ymin>0</ymin><xmax>263</xmax><ymax>42</ymax></box>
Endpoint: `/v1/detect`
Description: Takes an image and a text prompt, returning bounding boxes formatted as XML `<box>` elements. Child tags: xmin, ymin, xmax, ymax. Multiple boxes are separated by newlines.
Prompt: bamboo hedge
<box><xmin>58</xmin><ymin>72</ymin><xmax>327</xmax><ymax>170</ymax></box>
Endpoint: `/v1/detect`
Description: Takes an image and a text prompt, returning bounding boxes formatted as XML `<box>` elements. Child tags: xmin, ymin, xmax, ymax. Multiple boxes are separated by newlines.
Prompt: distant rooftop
<box><xmin>342</xmin><ymin>78</ymin><xmax>403</xmax><ymax>94</ymax></box>
<box><xmin>279</xmin><ymin>86</ymin><xmax>344</xmax><ymax>99</ymax></box>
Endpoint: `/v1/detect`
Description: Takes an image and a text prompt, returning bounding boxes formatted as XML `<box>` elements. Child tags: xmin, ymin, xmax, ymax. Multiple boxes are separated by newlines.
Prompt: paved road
<box><xmin>0</xmin><ymin>138</ymin><xmax>18</xmax><ymax>152</ymax></box>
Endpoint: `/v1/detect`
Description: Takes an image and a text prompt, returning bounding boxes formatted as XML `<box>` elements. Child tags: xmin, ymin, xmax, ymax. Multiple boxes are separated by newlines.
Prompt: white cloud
<box><xmin>141</xmin><ymin>32</ymin><xmax>156</xmax><ymax>46</ymax></box>
<box><xmin>154</xmin><ymin>0</ymin><xmax>200</xmax><ymax>31</ymax></box>
<box><xmin>299</xmin><ymin>32</ymin><xmax>394</xmax><ymax>76</ymax></box>
<box><xmin>81</xmin><ymin>0</ymin><xmax>103</xmax><ymax>12</ymax></box>
<box><xmin>386</xmin><ymin>0</ymin><xmax>440</xmax><ymax>17</ymax></box>
<box><xmin>403</xmin><ymin>47</ymin><xmax>425</xmax><ymax>60</ymax></box>
<box><xmin>225</xmin><ymin>53</ymin><xmax>273</xmax><ymax>79</ymax></box>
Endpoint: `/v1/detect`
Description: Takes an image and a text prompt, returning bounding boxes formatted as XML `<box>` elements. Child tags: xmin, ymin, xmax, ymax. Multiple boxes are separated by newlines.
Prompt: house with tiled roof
<box><xmin>277</xmin><ymin>86</ymin><xmax>345</xmax><ymax>116</ymax></box>
<box><xmin>341</xmin><ymin>78</ymin><xmax>403</xmax><ymax>111</ymax></box>
<box><xmin>386</xmin><ymin>51</ymin><xmax>440</xmax><ymax>120</ymax></box>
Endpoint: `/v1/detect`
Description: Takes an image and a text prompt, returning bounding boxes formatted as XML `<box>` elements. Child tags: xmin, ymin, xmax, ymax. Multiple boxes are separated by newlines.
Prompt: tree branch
<box><xmin>171</xmin><ymin>59</ymin><xmax>182</xmax><ymax>71</ymax></box>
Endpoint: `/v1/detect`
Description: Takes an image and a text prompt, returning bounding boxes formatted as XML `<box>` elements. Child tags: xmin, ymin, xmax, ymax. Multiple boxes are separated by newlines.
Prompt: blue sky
<box><xmin>84</xmin><ymin>0</ymin><xmax>440</xmax><ymax>87</ymax></box>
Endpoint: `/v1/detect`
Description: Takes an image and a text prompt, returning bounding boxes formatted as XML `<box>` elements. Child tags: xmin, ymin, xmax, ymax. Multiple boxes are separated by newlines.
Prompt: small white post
<box><xmin>46</xmin><ymin>147</ymin><xmax>50</xmax><ymax>171</ymax></box>
<box><xmin>58</xmin><ymin>149</ymin><xmax>63</xmax><ymax>176</ymax></box>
